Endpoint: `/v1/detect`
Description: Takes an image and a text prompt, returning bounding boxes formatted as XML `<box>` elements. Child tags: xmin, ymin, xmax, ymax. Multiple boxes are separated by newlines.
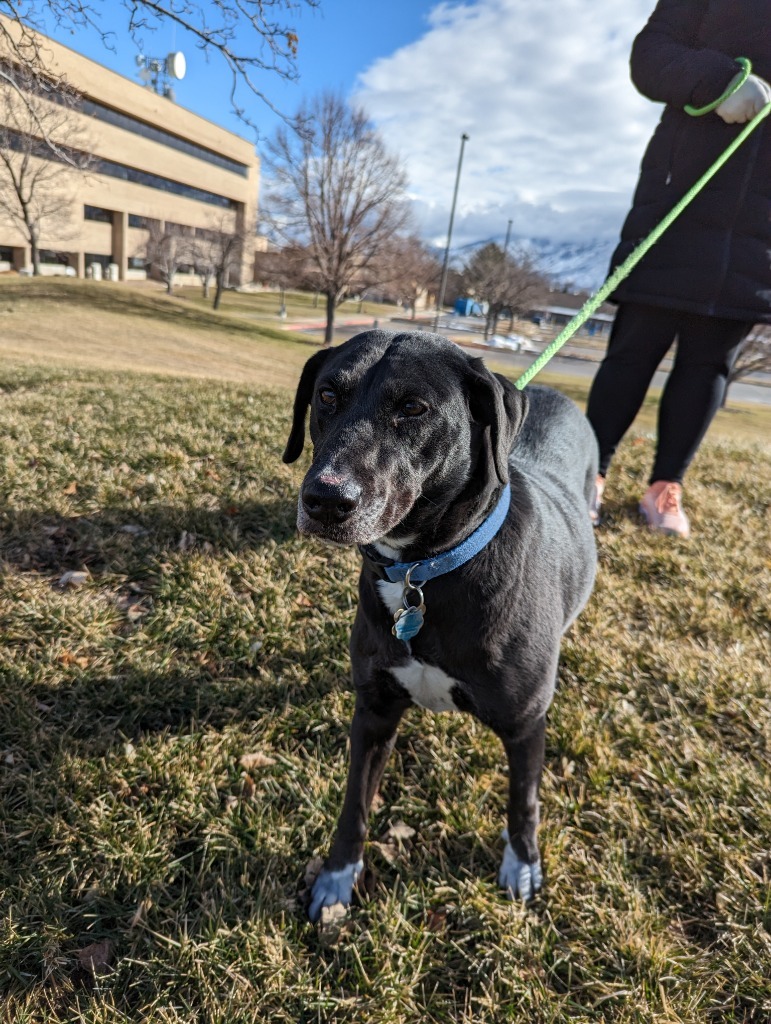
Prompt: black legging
<box><xmin>586</xmin><ymin>302</ymin><xmax>751</xmax><ymax>484</ymax></box>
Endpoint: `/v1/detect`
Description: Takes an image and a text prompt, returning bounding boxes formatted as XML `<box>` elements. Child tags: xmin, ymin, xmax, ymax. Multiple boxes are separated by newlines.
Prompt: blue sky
<box><xmin>36</xmin><ymin>0</ymin><xmax>439</xmax><ymax>140</ymax></box>
<box><xmin>36</xmin><ymin>0</ymin><xmax>664</xmax><ymax>283</ymax></box>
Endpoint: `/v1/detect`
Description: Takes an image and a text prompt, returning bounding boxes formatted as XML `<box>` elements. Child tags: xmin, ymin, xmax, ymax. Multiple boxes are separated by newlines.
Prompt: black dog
<box><xmin>283</xmin><ymin>329</ymin><xmax>597</xmax><ymax>920</ymax></box>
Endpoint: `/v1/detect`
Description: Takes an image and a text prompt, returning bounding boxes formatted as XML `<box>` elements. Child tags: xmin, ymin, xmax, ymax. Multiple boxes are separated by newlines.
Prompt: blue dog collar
<box><xmin>380</xmin><ymin>483</ymin><xmax>510</xmax><ymax>584</ymax></box>
<box><xmin>360</xmin><ymin>484</ymin><xmax>511</xmax><ymax>643</ymax></box>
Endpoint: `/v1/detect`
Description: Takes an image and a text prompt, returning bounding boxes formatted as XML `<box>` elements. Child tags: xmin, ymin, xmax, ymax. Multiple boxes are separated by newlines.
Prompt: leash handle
<box><xmin>514</xmin><ymin>97</ymin><xmax>771</xmax><ymax>391</ymax></box>
<box><xmin>685</xmin><ymin>57</ymin><xmax>751</xmax><ymax>116</ymax></box>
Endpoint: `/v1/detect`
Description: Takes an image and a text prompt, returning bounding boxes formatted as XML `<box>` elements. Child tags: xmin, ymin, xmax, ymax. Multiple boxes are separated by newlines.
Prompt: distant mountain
<box><xmin>450</xmin><ymin>234</ymin><xmax>616</xmax><ymax>291</ymax></box>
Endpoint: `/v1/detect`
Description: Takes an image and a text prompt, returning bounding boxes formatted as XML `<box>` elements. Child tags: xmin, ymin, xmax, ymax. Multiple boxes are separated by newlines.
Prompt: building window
<box><xmin>38</xmin><ymin>249</ymin><xmax>70</xmax><ymax>264</ymax></box>
<box><xmin>165</xmin><ymin>221</ymin><xmax>194</xmax><ymax>236</ymax></box>
<box><xmin>78</xmin><ymin>97</ymin><xmax>250</xmax><ymax>178</ymax></box>
<box><xmin>0</xmin><ymin>246</ymin><xmax>13</xmax><ymax>262</ymax></box>
<box><xmin>4</xmin><ymin>127</ymin><xmax>237</xmax><ymax>209</ymax></box>
<box><xmin>94</xmin><ymin>157</ymin><xmax>236</xmax><ymax>209</ymax></box>
<box><xmin>85</xmin><ymin>253</ymin><xmax>112</xmax><ymax>270</ymax></box>
<box><xmin>84</xmin><ymin>205</ymin><xmax>113</xmax><ymax>222</ymax></box>
<box><xmin>128</xmin><ymin>256</ymin><xmax>146</xmax><ymax>270</ymax></box>
<box><xmin>129</xmin><ymin>214</ymin><xmax>147</xmax><ymax>229</ymax></box>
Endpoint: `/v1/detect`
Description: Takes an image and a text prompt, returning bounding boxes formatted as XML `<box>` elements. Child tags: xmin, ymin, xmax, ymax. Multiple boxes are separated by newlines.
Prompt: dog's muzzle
<box><xmin>301</xmin><ymin>476</ymin><xmax>362</xmax><ymax>528</ymax></box>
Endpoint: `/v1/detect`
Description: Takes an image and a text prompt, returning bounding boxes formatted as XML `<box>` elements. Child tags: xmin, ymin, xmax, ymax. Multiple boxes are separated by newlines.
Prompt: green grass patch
<box><xmin>0</xmin><ymin>361</ymin><xmax>769</xmax><ymax>1023</ymax></box>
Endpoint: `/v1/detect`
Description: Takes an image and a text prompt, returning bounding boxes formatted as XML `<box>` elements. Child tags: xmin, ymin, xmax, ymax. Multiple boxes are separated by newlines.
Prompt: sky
<box><xmin>35</xmin><ymin>0</ymin><xmax>665</xmax><ymax>284</ymax></box>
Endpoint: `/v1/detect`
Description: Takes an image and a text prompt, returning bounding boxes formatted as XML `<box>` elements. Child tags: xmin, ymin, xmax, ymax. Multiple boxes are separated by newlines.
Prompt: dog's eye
<box><xmin>399</xmin><ymin>399</ymin><xmax>428</xmax><ymax>418</ymax></box>
<box><xmin>318</xmin><ymin>387</ymin><xmax>337</xmax><ymax>408</ymax></box>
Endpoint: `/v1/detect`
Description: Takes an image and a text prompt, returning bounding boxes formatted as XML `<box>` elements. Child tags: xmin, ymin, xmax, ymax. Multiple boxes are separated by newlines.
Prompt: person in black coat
<box><xmin>586</xmin><ymin>0</ymin><xmax>770</xmax><ymax>538</ymax></box>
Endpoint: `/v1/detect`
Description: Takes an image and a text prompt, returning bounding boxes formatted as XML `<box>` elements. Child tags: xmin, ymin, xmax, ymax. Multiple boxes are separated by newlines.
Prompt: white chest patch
<box><xmin>390</xmin><ymin>659</ymin><xmax>461</xmax><ymax>713</ymax></box>
<box><xmin>377</xmin><ymin>578</ymin><xmax>406</xmax><ymax>616</ymax></box>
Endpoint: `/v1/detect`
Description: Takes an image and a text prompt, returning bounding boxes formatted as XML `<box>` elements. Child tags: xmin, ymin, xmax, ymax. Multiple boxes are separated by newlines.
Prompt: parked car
<box><xmin>488</xmin><ymin>333</ymin><xmax>540</xmax><ymax>354</ymax></box>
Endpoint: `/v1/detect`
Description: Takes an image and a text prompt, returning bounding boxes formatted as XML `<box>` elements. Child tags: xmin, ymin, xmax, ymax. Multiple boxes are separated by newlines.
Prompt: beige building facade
<box><xmin>0</xmin><ymin>19</ymin><xmax>259</xmax><ymax>284</ymax></box>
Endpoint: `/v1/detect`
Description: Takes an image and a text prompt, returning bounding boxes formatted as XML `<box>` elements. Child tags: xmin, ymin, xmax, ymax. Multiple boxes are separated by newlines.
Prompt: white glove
<box><xmin>716</xmin><ymin>73</ymin><xmax>771</xmax><ymax>124</ymax></box>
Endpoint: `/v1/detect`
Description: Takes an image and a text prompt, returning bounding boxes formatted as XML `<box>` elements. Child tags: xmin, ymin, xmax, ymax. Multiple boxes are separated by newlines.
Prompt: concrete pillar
<box><xmin>75</xmin><ymin>250</ymin><xmax>85</xmax><ymax>278</ymax></box>
<box><xmin>112</xmin><ymin>210</ymin><xmax>128</xmax><ymax>282</ymax></box>
<box><xmin>234</xmin><ymin>202</ymin><xmax>249</xmax><ymax>286</ymax></box>
<box><xmin>12</xmin><ymin>245</ymin><xmax>30</xmax><ymax>272</ymax></box>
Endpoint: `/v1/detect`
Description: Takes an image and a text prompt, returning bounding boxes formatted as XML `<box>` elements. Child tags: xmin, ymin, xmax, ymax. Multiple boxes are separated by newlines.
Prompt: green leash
<box><xmin>514</xmin><ymin>61</ymin><xmax>770</xmax><ymax>391</ymax></box>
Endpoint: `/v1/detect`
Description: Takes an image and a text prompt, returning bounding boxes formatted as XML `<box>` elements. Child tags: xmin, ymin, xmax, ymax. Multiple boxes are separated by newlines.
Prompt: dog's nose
<box><xmin>302</xmin><ymin>477</ymin><xmax>362</xmax><ymax>525</ymax></box>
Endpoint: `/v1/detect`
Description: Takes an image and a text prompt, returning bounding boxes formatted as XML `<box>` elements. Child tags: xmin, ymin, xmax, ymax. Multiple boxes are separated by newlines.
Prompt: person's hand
<box><xmin>716</xmin><ymin>73</ymin><xmax>771</xmax><ymax>123</ymax></box>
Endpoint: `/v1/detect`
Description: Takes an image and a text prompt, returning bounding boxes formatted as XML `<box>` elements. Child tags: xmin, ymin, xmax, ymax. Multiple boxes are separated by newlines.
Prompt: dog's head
<box><xmin>283</xmin><ymin>330</ymin><xmax>528</xmax><ymax>546</ymax></box>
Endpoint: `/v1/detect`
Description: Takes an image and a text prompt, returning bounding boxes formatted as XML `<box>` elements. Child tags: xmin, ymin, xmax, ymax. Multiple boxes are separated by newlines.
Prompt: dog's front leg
<box><xmin>497</xmin><ymin>716</ymin><xmax>545</xmax><ymax>902</ymax></box>
<box><xmin>308</xmin><ymin>697</ymin><xmax>405</xmax><ymax>921</ymax></box>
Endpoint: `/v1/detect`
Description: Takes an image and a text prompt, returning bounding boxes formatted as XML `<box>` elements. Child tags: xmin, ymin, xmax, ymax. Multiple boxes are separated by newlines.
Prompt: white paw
<box><xmin>498</xmin><ymin>831</ymin><xmax>542</xmax><ymax>902</ymax></box>
<box><xmin>308</xmin><ymin>859</ymin><xmax>363</xmax><ymax>922</ymax></box>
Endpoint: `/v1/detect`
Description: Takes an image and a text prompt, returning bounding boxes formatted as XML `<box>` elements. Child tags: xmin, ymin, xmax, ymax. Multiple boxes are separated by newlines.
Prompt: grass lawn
<box><xmin>172</xmin><ymin>284</ymin><xmax>404</xmax><ymax>325</ymax></box>
<box><xmin>0</xmin><ymin>281</ymin><xmax>770</xmax><ymax>1022</ymax></box>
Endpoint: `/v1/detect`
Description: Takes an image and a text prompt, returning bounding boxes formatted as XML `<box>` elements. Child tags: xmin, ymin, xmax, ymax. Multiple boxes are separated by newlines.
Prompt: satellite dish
<box><xmin>166</xmin><ymin>52</ymin><xmax>187</xmax><ymax>81</ymax></box>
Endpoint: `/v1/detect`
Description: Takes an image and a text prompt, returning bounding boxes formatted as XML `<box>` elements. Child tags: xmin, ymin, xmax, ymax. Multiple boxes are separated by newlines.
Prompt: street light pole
<box><xmin>503</xmin><ymin>218</ymin><xmax>513</xmax><ymax>255</ymax></box>
<box><xmin>434</xmin><ymin>132</ymin><xmax>469</xmax><ymax>332</ymax></box>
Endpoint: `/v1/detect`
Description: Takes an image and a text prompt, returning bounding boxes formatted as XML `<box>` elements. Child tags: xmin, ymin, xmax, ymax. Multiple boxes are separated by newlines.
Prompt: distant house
<box><xmin>529</xmin><ymin>299</ymin><xmax>616</xmax><ymax>336</ymax></box>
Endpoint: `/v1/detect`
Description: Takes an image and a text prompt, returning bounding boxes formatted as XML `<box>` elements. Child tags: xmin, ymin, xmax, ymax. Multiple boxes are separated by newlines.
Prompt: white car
<box><xmin>488</xmin><ymin>333</ymin><xmax>539</xmax><ymax>353</ymax></box>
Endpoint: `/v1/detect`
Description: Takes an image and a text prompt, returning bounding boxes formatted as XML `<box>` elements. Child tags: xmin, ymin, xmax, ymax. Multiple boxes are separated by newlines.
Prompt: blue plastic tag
<box><xmin>392</xmin><ymin>605</ymin><xmax>425</xmax><ymax>641</ymax></box>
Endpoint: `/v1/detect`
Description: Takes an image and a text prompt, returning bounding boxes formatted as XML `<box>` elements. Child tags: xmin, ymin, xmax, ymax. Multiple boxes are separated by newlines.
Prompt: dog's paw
<box><xmin>308</xmin><ymin>859</ymin><xmax>363</xmax><ymax>923</ymax></box>
<box><xmin>498</xmin><ymin>833</ymin><xmax>542</xmax><ymax>902</ymax></box>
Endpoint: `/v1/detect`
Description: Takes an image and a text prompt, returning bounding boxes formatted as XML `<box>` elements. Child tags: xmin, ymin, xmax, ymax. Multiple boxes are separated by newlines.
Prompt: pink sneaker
<box><xmin>639</xmin><ymin>481</ymin><xmax>690</xmax><ymax>538</ymax></box>
<box><xmin>589</xmin><ymin>474</ymin><xmax>605</xmax><ymax>526</ymax></box>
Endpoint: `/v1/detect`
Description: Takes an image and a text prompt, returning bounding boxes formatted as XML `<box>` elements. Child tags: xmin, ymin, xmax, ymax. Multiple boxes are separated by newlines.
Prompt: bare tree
<box><xmin>0</xmin><ymin>59</ymin><xmax>91</xmax><ymax>274</ymax></box>
<box><xmin>0</xmin><ymin>1</ymin><xmax>319</xmax><ymax>133</ymax></box>
<box><xmin>463</xmin><ymin>243</ymin><xmax>544</xmax><ymax>339</ymax></box>
<box><xmin>723</xmin><ymin>326</ymin><xmax>771</xmax><ymax>407</ymax></box>
<box><xmin>262</xmin><ymin>92</ymin><xmax>410</xmax><ymax>346</ymax></box>
<box><xmin>192</xmin><ymin>215</ymin><xmax>252</xmax><ymax>309</ymax></box>
<box><xmin>379</xmin><ymin>234</ymin><xmax>441</xmax><ymax>318</ymax></box>
<box><xmin>141</xmin><ymin>221</ymin><xmax>195</xmax><ymax>294</ymax></box>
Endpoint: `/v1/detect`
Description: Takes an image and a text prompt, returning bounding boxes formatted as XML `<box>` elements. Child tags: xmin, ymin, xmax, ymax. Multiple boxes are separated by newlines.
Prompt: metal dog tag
<box><xmin>392</xmin><ymin>604</ymin><xmax>425</xmax><ymax>641</ymax></box>
<box><xmin>392</xmin><ymin>570</ymin><xmax>426</xmax><ymax>641</ymax></box>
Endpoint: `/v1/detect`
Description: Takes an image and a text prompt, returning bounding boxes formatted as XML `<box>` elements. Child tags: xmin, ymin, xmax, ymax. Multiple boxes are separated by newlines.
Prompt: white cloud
<box><xmin>354</xmin><ymin>0</ymin><xmax>663</xmax><ymax>278</ymax></box>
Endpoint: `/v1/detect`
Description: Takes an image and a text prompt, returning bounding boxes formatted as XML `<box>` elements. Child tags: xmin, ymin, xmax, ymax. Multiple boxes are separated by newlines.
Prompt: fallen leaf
<box><xmin>62</xmin><ymin>480</ymin><xmax>78</xmax><ymax>495</ymax></box>
<box><xmin>426</xmin><ymin>906</ymin><xmax>449</xmax><ymax>933</ymax></box>
<box><xmin>303</xmin><ymin>856</ymin><xmax>324</xmax><ymax>889</ymax></box>
<box><xmin>295</xmin><ymin>593</ymin><xmax>313</xmax><ymax>608</ymax></box>
<box><xmin>57</xmin><ymin>570</ymin><xmax>88</xmax><ymax>589</ymax></box>
<box><xmin>239</xmin><ymin>751</ymin><xmax>275</xmax><ymax>770</ymax></box>
<box><xmin>240</xmin><ymin>773</ymin><xmax>255</xmax><ymax>800</ymax></box>
<box><xmin>58</xmin><ymin>651</ymin><xmax>90</xmax><ymax>668</ymax></box>
<box><xmin>177</xmin><ymin>530</ymin><xmax>195</xmax><ymax>551</ymax></box>
<box><xmin>77</xmin><ymin>939</ymin><xmax>113</xmax><ymax>975</ymax></box>
<box><xmin>383</xmin><ymin>821</ymin><xmax>416</xmax><ymax>843</ymax></box>
<box><xmin>370</xmin><ymin>841</ymin><xmax>397</xmax><ymax>864</ymax></box>
<box><xmin>126</xmin><ymin>603</ymin><xmax>147</xmax><ymax>623</ymax></box>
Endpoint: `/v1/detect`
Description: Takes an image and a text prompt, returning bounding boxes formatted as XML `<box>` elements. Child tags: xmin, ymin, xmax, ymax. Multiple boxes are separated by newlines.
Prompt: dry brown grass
<box><xmin>0</xmin><ymin>280</ymin><xmax>769</xmax><ymax>1023</ymax></box>
<box><xmin>0</xmin><ymin>278</ymin><xmax>312</xmax><ymax>389</ymax></box>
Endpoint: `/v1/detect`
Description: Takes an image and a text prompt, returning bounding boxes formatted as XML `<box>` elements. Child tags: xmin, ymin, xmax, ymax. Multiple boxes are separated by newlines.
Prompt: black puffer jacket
<box><xmin>611</xmin><ymin>0</ymin><xmax>770</xmax><ymax>324</ymax></box>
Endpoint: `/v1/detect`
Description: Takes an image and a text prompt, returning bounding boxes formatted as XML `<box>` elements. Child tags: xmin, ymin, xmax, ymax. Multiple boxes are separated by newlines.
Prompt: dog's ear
<box><xmin>466</xmin><ymin>359</ymin><xmax>529</xmax><ymax>484</ymax></box>
<box><xmin>282</xmin><ymin>348</ymin><xmax>334</xmax><ymax>464</ymax></box>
